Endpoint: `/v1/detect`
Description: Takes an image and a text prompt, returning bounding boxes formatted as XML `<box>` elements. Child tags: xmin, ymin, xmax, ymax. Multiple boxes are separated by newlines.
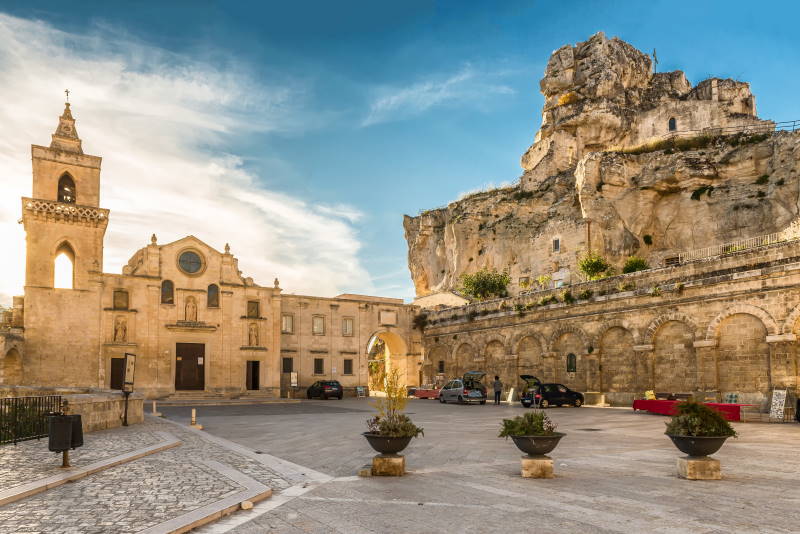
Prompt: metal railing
<box><xmin>0</xmin><ymin>395</ymin><xmax>63</xmax><ymax>446</ymax></box>
<box><xmin>677</xmin><ymin>219</ymin><xmax>800</xmax><ymax>264</ymax></box>
<box><xmin>667</xmin><ymin>119</ymin><xmax>800</xmax><ymax>139</ymax></box>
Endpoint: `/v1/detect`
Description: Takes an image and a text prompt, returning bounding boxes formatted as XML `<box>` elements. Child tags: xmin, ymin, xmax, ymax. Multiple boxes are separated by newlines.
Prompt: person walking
<box><xmin>492</xmin><ymin>375</ymin><xmax>503</xmax><ymax>405</ymax></box>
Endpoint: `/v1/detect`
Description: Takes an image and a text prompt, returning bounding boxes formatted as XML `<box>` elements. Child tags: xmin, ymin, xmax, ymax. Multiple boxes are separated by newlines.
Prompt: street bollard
<box><xmin>151</xmin><ymin>400</ymin><xmax>162</xmax><ymax>417</ymax></box>
<box><xmin>190</xmin><ymin>408</ymin><xmax>203</xmax><ymax>430</ymax></box>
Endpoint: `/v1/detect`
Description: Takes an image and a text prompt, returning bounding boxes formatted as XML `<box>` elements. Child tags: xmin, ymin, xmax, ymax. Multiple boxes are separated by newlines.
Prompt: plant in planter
<box><xmin>665</xmin><ymin>401</ymin><xmax>737</xmax><ymax>457</ymax></box>
<box><xmin>498</xmin><ymin>411</ymin><xmax>565</xmax><ymax>457</ymax></box>
<box><xmin>363</xmin><ymin>368</ymin><xmax>423</xmax><ymax>455</ymax></box>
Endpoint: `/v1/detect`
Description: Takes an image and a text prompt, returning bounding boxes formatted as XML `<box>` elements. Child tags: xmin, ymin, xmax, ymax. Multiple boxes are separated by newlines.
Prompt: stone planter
<box><xmin>510</xmin><ymin>432</ymin><xmax>565</xmax><ymax>456</ymax></box>
<box><xmin>362</xmin><ymin>433</ymin><xmax>413</xmax><ymax>455</ymax></box>
<box><xmin>667</xmin><ymin>435</ymin><xmax>729</xmax><ymax>457</ymax></box>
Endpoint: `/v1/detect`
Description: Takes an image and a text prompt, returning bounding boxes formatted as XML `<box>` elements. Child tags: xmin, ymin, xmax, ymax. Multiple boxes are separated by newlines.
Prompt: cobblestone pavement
<box><xmin>0</xmin><ymin>417</ymin><xmax>293</xmax><ymax>534</ymax></box>
<box><xmin>162</xmin><ymin>399</ymin><xmax>800</xmax><ymax>533</ymax></box>
<box><xmin>0</xmin><ymin>425</ymin><xmax>163</xmax><ymax>490</ymax></box>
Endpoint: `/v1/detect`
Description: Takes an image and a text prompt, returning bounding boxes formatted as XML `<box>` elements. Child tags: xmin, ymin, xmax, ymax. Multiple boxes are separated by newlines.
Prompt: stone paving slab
<box><xmin>0</xmin><ymin>416</ymin><xmax>294</xmax><ymax>534</ymax></box>
<box><xmin>0</xmin><ymin>424</ymin><xmax>164</xmax><ymax>491</ymax></box>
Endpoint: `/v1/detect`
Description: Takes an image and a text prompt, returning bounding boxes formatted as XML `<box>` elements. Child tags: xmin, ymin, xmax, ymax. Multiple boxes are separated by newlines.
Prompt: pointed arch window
<box><xmin>161</xmin><ymin>280</ymin><xmax>174</xmax><ymax>304</ymax></box>
<box><xmin>207</xmin><ymin>284</ymin><xmax>219</xmax><ymax>308</ymax></box>
<box><xmin>668</xmin><ymin>117</ymin><xmax>677</xmax><ymax>132</ymax></box>
<box><xmin>566</xmin><ymin>353</ymin><xmax>577</xmax><ymax>373</ymax></box>
<box><xmin>54</xmin><ymin>242</ymin><xmax>75</xmax><ymax>289</ymax></box>
<box><xmin>58</xmin><ymin>174</ymin><xmax>76</xmax><ymax>204</ymax></box>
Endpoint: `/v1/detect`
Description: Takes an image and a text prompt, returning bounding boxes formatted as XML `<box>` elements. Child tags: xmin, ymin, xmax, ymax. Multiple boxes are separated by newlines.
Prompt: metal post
<box><xmin>122</xmin><ymin>390</ymin><xmax>130</xmax><ymax>427</ymax></box>
<box><xmin>191</xmin><ymin>408</ymin><xmax>196</xmax><ymax>426</ymax></box>
<box><xmin>61</xmin><ymin>450</ymin><xmax>70</xmax><ymax>468</ymax></box>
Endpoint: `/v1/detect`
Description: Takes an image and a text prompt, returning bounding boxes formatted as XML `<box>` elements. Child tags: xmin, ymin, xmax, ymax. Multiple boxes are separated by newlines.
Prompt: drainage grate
<box><xmin>577</xmin><ymin>428</ymin><xmax>602</xmax><ymax>432</ymax></box>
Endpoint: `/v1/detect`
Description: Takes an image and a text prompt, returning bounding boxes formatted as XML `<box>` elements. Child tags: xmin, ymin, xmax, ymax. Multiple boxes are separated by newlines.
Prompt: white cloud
<box><xmin>0</xmin><ymin>13</ymin><xmax>373</xmax><ymax>305</ymax></box>
<box><xmin>362</xmin><ymin>64</ymin><xmax>515</xmax><ymax>126</ymax></box>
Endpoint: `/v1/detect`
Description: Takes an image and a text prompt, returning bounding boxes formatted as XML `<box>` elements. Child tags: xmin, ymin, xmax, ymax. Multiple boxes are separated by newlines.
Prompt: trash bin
<box><xmin>48</xmin><ymin>414</ymin><xmax>83</xmax><ymax>451</ymax></box>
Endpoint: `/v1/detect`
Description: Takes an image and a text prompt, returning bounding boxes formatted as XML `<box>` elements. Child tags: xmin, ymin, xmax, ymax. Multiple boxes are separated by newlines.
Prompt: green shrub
<box><xmin>622</xmin><ymin>256</ymin><xmax>650</xmax><ymax>274</ymax></box>
<box><xmin>755</xmin><ymin>174</ymin><xmax>769</xmax><ymax>185</ymax></box>
<box><xmin>616</xmin><ymin>281</ymin><xmax>635</xmax><ymax>292</ymax></box>
<box><xmin>458</xmin><ymin>268</ymin><xmax>511</xmax><ymax>301</ymax></box>
<box><xmin>467</xmin><ymin>311</ymin><xmax>478</xmax><ymax>322</ymax></box>
<box><xmin>664</xmin><ymin>401</ymin><xmax>737</xmax><ymax>437</ymax></box>
<box><xmin>561</xmin><ymin>290</ymin><xmax>575</xmax><ymax>304</ymax></box>
<box><xmin>578</xmin><ymin>251</ymin><xmax>611</xmax><ymax>280</ymax></box>
<box><xmin>643</xmin><ymin>234</ymin><xmax>653</xmax><ymax>246</ymax></box>
<box><xmin>512</xmin><ymin>190</ymin><xmax>535</xmax><ymax>201</ymax></box>
<box><xmin>577</xmin><ymin>289</ymin><xmax>593</xmax><ymax>300</ymax></box>
<box><xmin>649</xmin><ymin>285</ymin><xmax>662</xmax><ymax>296</ymax></box>
<box><xmin>498</xmin><ymin>411</ymin><xmax>557</xmax><ymax>438</ymax></box>
<box><xmin>537</xmin><ymin>295</ymin><xmax>559</xmax><ymax>306</ymax></box>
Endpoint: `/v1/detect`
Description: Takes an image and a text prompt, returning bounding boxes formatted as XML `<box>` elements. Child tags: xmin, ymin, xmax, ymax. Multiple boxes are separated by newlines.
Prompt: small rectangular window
<box><xmin>312</xmin><ymin>315</ymin><xmax>325</xmax><ymax>335</ymax></box>
<box><xmin>552</xmin><ymin>238</ymin><xmax>560</xmax><ymax>253</ymax></box>
<box><xmin>247</xmin><ymin>300</ymin><xmax>260</xmax><ymax>318</ymax></box>
<box><xmin>437</xmin><ymin>360</ymin><xmax>445</xmax><ymax>374</ymax></box>
<box><xmin>343</xmin><ymin>359</ymin><xmax>353</xmax><ymax>375</ymax></box>
<box><xmin>113</xmin><ymin>290</ymin><xmax>129</xmax><ymax>310</ymax></box>
<box><xmin>282</xmin><ymin>357</ymin><xmax>293</xmax><ymax>373</ymax></box>
<box><xmin>342</xmin><ymin>317</ymin><xmax>354</xmax><ymax>336</ymax></box>
<box><xmin>281</xmin><ymin>314</ymin><xmax>294</xmax><ymax>334</ymax></box>
<box><xmin>314</xmin><ymin>358</ymin><xmax>324</xmax><ymax>375</ymax></box>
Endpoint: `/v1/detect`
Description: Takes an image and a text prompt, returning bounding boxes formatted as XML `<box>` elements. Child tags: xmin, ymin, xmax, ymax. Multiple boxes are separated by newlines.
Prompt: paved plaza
<box><xmin>2</xmin><ymin>399</ymin><xmax>799</xmax><ymax>533</ymax></box>
<box><xmin>161</xmin><ymin>399</ymin><xmax>800</xmax><ymax>534</ymax></box>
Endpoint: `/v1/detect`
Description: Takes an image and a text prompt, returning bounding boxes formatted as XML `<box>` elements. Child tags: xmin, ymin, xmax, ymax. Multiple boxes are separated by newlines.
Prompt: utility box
<box><xmin>48</xmin><ymin>414</ymin><xmax>83</xmax><ymax>452</ymax></box>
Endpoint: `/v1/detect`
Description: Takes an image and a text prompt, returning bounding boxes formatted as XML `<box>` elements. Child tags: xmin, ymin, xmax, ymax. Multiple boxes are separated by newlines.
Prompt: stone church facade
<box><xmin>0</xmin><ymin>104</ymin><xmax>421</xmax><ymax>399</ymax></box>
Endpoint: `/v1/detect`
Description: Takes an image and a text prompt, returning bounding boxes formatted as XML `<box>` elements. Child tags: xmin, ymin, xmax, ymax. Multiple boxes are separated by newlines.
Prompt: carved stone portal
<box><xmin>185</xmin><ymin>296</ymin><xmax>197</xmax><ymax>322</ymax></box>
<box><xmin>248</xmin><ymin>323</ymin><xmax>259</xmax><ymax>346</ymax></box>
<box><xmin>114</xmin><ymin>316</ymin><xmax>127</xmax><ymax>342</ymax></box>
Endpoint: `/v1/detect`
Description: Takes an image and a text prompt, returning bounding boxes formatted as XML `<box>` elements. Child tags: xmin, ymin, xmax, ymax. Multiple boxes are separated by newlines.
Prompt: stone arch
<box><xmin>548</xmin><ymin>325</ymin><xmax>589</xmax><ymax>354</ymax></box>
<box><xmin>0</xmin><ymin>347</ymin><xmax>23</xmax><ymax>385</ymax></box>
<box><xmin>482</xmin><ymin>339</ymin><xmax>506</xmax><ymax>383</ymax></box>
<box><xmin>452</xmin><ymin>342</ymin><xmax>477</xmax><ymax>377</ymax></box>
<box><xmin>652</xmin><ymin>320</ymin><xmax>697</xmax><ymax>392</ymax></box>
<box><xmin>366</xmin><ymin>329</ymin><xmax>414</xmax><ymax>387</ymax></box>
<box><xmin>591</xmin><ymin>319</ymin><xmax>641</xmax><ymax>348</ymax></box>
<box><xmin>53</xmin><ymin>241</ymin><xmax>76</xmax><ymax>289</ymax></box>
<box><xmin>58</xmin><ymin>172</ymin><xmax>76</xmax><ymax>203</ymax></box>
<box><xmin>705</xmin><ymin>304</ymin><xmax>778</xmax><ymax>340</ymax></box>
<box><xmin>510</xmin><ymin>331</ymin><xmax>547</xmax><ymax>356</ymax></box>
<box><xmin>552</xmin><ymin>330</ymin><xmax>588</xmax><ymax>389</ymax></box>
<box><xmin>644</xmin><ymin>312</ymin><xmax>698</xmax><ymax>345</ymax></box>
<box><xmin>426</xmin><ymin>344</ymin><xmax>450</xmax><ymax>382</ymax></box>
<box><xmin>781</xmin><ymin>302</ymin><xmax>800</xmax><ymax>334</ymax></box>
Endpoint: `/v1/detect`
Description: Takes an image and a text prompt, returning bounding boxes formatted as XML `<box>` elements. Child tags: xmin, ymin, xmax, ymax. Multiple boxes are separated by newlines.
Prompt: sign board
<box><xmin>769</xmin><ymin>389</ymin><xmax>788</xmax><ymax>422</ymax></box>
<box><xmin>290</xmin><ymin>372</ymin><xmax>298</xmax><ymax>388</ymax></box>
<box><xmin>122</xmin><ymin>353</ymin><xmax>136</xmax><ymax>392</ymax></box>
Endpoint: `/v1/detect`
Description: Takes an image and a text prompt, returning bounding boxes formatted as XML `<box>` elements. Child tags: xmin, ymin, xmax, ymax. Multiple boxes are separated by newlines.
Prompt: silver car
<box><xmin>438</xmin><ymin>372</ymin><xmax>488</xmax><ymax>404</ymax></box>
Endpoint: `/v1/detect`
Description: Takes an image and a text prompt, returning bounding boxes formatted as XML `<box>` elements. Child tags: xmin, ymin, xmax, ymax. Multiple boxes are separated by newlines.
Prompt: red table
<box><xmin>632</xmin><ymin>399</ymin><xmax>748</xmax><ymax>422</ymax></box>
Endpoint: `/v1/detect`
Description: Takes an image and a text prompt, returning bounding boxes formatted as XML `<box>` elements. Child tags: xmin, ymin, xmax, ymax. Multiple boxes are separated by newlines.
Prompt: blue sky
<box><xmin>0</xmin><ymin>1</ymin><xmax>798</xmax><ymax>304</ymax></box>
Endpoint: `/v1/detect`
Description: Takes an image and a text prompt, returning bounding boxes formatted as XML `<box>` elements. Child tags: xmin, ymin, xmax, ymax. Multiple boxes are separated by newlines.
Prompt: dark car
<box><xmin>439</xmin><ymin>371</ymin><xmax>488</xmax><ymax>404</ymax></box>
<box><xmin>520</xmin><ymin>375</ymin><xmax>583</xmax><ymax>408</ymax></box>
<box><xmin>307</xmin><ymin>380</ymin><xmax>343</xmax><ymax>400</ymax></box>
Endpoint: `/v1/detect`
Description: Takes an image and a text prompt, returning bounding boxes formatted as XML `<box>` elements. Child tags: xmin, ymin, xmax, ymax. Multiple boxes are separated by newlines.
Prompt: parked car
<box><xmin>520</xmin><ymin>376</ymin><xmax>583</xmax><ymax>408</ymax></box>
<box><xmin>439</xmin><ymin>371</ymin><xmax>487</xmax><ymax>404</ymax></box>
<box><xmin>413</xmin><ymin>384</ymin><xmax>442</xmax><ymax>399</ymax></box>
<box><xmin>307</xmin><ymin>380</ymin><xmax>343</xmax><ymax>400</ymax></box>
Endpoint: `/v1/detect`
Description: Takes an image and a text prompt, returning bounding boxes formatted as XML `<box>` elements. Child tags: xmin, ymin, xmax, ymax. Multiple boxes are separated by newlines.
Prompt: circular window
<box><xmin>178</xmin><ymin>251</ymin><xmax>203</xmax><ymax>274</ymax></box>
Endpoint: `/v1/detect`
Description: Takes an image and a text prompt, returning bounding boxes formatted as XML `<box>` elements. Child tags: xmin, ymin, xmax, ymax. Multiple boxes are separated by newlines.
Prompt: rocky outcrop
<box><xmin>404</xmin><ymin>32</ymin><xmax>800</xmax><ymax>298</ymax></box>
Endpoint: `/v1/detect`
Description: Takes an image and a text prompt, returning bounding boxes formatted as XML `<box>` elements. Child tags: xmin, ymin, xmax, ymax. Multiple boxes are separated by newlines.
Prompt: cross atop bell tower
<box><xmin>50</xmin><ymin>100</ymin><xmax>83</xmax><ymax>154</ymax></box>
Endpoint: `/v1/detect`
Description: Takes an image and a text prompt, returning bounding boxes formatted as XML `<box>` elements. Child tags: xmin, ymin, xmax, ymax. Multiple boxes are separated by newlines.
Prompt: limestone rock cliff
<box><xmin>404</xmin><ymin>32</ymin><xmax>799</xmax><ymax>298</ymax></box>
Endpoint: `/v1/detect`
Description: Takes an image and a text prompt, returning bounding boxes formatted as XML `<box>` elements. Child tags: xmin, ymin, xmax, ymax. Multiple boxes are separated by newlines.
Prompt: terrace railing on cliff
<box><xmin>677</xmin><ymin>219</ymin><xmax>800</xmax><ymax>264</ymax></box>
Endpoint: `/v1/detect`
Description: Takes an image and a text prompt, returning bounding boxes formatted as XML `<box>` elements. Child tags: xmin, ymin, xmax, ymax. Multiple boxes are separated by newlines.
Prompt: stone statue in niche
<box><xmin>185</xmin><ymin>296</ymin><xmax>197</xmax><ymax>322</ymax></box>
<box><xmin>248</xmin><ymin>323</ymin><xmax>259</xmax><ymax>346</ymax></box>
<box><xmin>114</xmin><ymin>316</ymin><xmax>127</xmax><ymax>342</ymax></box>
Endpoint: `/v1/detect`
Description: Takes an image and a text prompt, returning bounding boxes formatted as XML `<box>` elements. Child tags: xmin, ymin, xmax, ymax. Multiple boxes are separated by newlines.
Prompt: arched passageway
<box><xmin>0</xmin><ymin>348</ymin><xmax>23</xmax><ymax>385</ymax></box>
<box><xmin>366</xmin><ymin>330</ymin><xmax>415</xmax><ymax>392</ymax></box>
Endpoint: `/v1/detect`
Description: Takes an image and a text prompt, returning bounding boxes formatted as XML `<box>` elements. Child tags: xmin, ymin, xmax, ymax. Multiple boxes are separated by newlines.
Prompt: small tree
<box><xmin>622</xmin><ymin>256</ymin><xmax>649</xmax><ymax>274</ymax></box>
<box><xmin>458</xmin><ymin>268</ymin><xmax>510</xmax><ymax>301</ymax></box>
<box><xmin>535</xmin><ymin>274</ymin><xmax>552</xmax><ymax>290</ymax></box>
<box><xmin>578</xmin><ymin>251</ymin><xmax>611</xmax><ymax>280</ymax></box>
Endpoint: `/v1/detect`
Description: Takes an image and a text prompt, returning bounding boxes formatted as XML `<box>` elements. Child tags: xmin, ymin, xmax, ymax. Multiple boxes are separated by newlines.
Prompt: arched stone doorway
<box><xmin>552</xmin><ymin>332</ymin><xmax>585</xmax><ymax>389</ymax></box>
<box><xmin>653</xmin><ymin>321</ymin><xmax>696</xmax><ymax>392</ymax></box>
<box><xmin>483</xmin><ymin>340</ymin><xmax>505</xmax><ymax>384</ymax></box>
<box><xmin>453</xmin><ymin>343</ymin><xmax>475</xmax><ymax>378</ymax></box>
<box><xmin>599</xmin><ymin>327</ymin><xmax>635</xmax><ymax>401</ymax></box>
<box><xmin>717</xmin><ymin>313</ymin><xmax>769</xmax><ymax>395</ymax></box>
<box><xmin>0</xmin><ymin>348</ymin><xmax>23</xmax><ymax>385</ymax></box>
<box><xmin>366</xmin><ymin>330</ymin><xmax>414</xmax><ymax>392</ymax></box>
<box><xmin>426</xmin><ymin>345</ymin><xmax>449</xmax><ymax>386</ymax></box>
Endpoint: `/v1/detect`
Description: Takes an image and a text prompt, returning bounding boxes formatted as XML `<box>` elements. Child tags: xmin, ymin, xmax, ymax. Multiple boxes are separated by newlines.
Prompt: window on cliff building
<box><xmin>161</xmin><ymin>280</ymin><xmax>174</xmax><ymax>304</ymax></box>
<box><xmin>57</xmin><ymin>174</ymin><xmax>76</xmax><ymax>204</ymax></box>
<box><xmin>552</xmin><ymin>238</ymin><xmax>560</xmax><ymax>253</ymax></box>
<box><xmin>668</xmin><ymin>117</ymin><xmax>677</xmax><ymax>132</ymax></box>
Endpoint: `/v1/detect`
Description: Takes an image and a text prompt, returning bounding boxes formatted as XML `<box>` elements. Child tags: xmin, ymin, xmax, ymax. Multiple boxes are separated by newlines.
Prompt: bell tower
<box><xmin>22</xmin><ymin>102</ymin><xmax>108</xmax><ymax>289</ymax></box>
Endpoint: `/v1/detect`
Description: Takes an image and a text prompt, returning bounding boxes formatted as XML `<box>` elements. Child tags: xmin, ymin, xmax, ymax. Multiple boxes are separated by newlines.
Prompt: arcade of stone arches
<box><xmin>421</xmin><ymin>304</ymin><xmax>800</xmax><ymax>406</ymax></box>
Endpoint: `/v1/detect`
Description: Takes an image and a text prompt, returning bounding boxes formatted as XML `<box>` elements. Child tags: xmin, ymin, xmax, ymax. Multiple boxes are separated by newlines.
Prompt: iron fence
<box><xmin>0</xmin><ymin>395</ymin><xmax>63</xmax><ymax>445</ymax></box>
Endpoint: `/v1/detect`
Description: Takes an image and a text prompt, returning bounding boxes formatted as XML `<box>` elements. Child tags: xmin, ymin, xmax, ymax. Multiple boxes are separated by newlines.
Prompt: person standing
<box><xmin>492</xmin><ymin>375</ymin><xmax>503</xmax><ymax>405</ymax></box>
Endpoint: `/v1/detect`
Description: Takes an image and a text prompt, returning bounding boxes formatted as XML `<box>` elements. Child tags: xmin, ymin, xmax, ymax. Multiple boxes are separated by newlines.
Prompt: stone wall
<box><xmin>420</xmin><ymin>240</ymin><xmax>800</xmax><ymax>408</ymax></box>
<box><xmin>0</xmin><ymin>386</ymin><xmax>143</xmax><ymax>432</ymax></box>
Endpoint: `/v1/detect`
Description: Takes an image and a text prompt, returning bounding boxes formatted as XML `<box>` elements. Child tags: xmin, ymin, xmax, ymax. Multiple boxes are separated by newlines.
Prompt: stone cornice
<box><xmin>22</xmin><ymin>197</ymin><xmax>109</xmax><ymax>227</ymax></box>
